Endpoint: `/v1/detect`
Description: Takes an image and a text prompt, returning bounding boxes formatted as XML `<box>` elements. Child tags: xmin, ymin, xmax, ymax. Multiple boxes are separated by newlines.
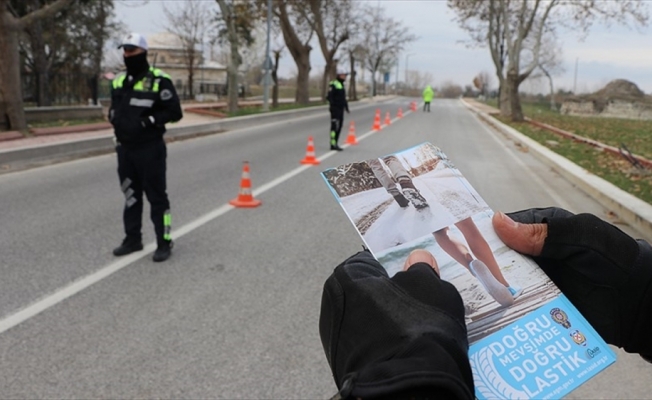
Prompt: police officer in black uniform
<box><xmin>327</xmin><ymin>70</ymin><xmax>350</xmax><ymax>151</ymax></box>
<box><xmin>109</xmin><ymin>33</ymin><xmax>183</xmax><ymax>262</ymax></box>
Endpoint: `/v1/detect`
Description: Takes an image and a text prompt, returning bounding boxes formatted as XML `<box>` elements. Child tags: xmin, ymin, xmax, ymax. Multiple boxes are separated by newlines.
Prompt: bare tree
<box><xmin>345</xmin><ymin>45</ymin><xmax>364</xmax><ymax>101</ymax></box>
<box><xmin>534</xmin><ymin>35</ymin><xmax>564</xmax><ymax>110</ymax></box>
<box><xmin>407</xmin><ymin>70</ymin><xmax>433</xmax><ymax>94</ymax></box>
<box><xmin>448</xmin><ymin>0</ymin><xmax>649</xmax><ymax>121</ymax></box>
<box><xmin>0</xmin><ymin>0</ymin><xmax>74</xmax><ymax>131</ymax></box>
<box><xmin>163</xmin><ymin>0</ymin><xmax>214</xmax><ymax>99</ymax></box>
<box><xmin>358</xmin><ymin>4</ymin><xmax>416</xmax><ymax>96</ymax></box>
<box><xmin>239</xmin><ymin>25</ymin><xmax>267</xmax><ymax>89</ymax></box>
<box><xmin>297</xmin><ymin>0</ymin><xmax>356</xmax><ymax>101</ymax></box>
<box><xmin>215</xmin><ymin>0</ymin><xmax>259</xmax><ymax>112</ymax></box>
<box><xmin>473</xmin><ymin>71</ymin><xmax>492</xmax><ymax>98</ymax></box>
<box><xmin>273</xmin><ymin>0</ymin><xmax>314</xmax><ymax>104</ymax></box>
<box><xmin>271</xmin><ymin>47</ymin><xmax>283</xmax><ymax>108</ymax></box>
<box><xmin>439</xmin><ymin>81</ymin><xmax>464</xmax><ymax>98</ymax></box>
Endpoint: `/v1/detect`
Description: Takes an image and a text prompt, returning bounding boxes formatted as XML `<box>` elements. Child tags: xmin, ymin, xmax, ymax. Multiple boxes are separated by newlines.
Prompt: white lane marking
<box><xmin>0</xmin><ymin>105</ymin><xmax>412</xmax><ymax>335</ymax></box>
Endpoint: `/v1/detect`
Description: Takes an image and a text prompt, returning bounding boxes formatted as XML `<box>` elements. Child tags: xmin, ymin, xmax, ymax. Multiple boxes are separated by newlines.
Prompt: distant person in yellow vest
<box><xmin>109</xmin><ymin>33</ymin><xmax>182</xmax><ymax>262</ymax></box>
<box><xmin>422</xmin><ymin>85</ymin><xmax>434</xmax><ymax>112</ymax></box>
<box><xmin>327</xmin><ymin>70</ymin><xmax>350</xmax><ymax>151</ymax></box>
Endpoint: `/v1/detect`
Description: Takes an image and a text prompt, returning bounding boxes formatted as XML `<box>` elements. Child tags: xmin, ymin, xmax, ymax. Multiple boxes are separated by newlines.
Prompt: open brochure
<box><xmin>321</xmin><ymin>142</ymin><xmax>616</xmax><ymax>400</ymax></box>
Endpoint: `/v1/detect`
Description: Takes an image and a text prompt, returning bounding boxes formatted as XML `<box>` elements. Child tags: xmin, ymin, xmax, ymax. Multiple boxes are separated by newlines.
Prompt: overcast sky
<box><xmin>113</xmin><ymin>0</ymin><xmax>652</xmax><ymax>94</ymax></box>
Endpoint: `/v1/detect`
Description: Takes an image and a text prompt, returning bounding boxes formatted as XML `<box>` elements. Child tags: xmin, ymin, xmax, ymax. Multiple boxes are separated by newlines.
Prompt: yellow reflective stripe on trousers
<box><xmin>163</xmin><ymin>210</ymin><xmax>172</xmax><ymax>240</ymax></box>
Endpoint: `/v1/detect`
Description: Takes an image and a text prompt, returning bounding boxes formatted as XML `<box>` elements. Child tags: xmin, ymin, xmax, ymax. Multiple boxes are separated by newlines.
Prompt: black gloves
<box><xmin>506</xmin><ymin>207</ymin><xmax>652</xmax><ymax>358</ymax></box>
<box><xmin>140</xmin><ymin>115</ymin><xmax>156</xmax><ymax>128</ymax></box>
<box><xmin>319</xmin><ymin>250</ymin><xmax>474</xmax><ymax>399</ymax></box>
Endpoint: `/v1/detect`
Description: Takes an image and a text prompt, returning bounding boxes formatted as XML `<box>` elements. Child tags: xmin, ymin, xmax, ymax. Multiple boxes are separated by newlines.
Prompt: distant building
<box><xmin>147</xmin><ymin>32</ymin><xmax>227</xmax><ymax>100</ymax></box>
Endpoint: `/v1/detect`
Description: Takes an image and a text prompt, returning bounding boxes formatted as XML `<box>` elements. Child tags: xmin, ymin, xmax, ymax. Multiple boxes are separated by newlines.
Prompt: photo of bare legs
<box><xmin>433</xmin><ymin>217</ymin><xmax>522</xmax><ymax>306</ymax></box>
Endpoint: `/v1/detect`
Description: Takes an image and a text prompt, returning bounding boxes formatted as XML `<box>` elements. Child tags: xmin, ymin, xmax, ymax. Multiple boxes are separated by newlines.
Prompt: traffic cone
<box><xmin>410</xmin><ymin>101</ymin><xmax>417</xmax><ymax>111</ymax></box>
<box><xmin>346</xmin><ymin>121</ymin><xmax>358</xmax><ymax>145</ymax></box>
<box><xmin>384</xmin><ymin>111</ymin><xmax>391</xmax><ymax>126</ymax></box>
<box><xmin>397</xmin><ymin>107</ymin><xmax>403</xmax><ymax>118</ymax></box>
<box><xmin>229</xmin><ymin>161</ymin><xmax>261</xmax><ymax>208</ymax></box>
<box><xmin>372</xmin><ymin>109</ymin><xmax>382</xmax><ymax>131</ymax></box>
<box><xmin>300</xmin><ymin>136</ymin><xmax>320</xmax><ymax>165</ymax></box>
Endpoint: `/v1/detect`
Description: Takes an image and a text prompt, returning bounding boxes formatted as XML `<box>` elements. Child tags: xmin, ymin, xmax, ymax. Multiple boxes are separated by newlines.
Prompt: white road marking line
<box><xmin>0</xmin><ymin>105</ymin><xmax>412</xmax><ymax>335</ymax></box>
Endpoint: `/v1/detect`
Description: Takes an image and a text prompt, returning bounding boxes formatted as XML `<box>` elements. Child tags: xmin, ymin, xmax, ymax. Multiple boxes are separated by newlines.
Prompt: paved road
<box><xmin>0</xmin><ymin>98</ymin><xmax>649</xmax><ymax>398</ymax></box>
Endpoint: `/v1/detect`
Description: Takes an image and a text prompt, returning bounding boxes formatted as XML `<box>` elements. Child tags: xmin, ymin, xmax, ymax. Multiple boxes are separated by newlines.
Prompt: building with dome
<box><xmin>146</xmin><ymin>32</ymin><xmax>227</xmax><ymax>100</ymax></box>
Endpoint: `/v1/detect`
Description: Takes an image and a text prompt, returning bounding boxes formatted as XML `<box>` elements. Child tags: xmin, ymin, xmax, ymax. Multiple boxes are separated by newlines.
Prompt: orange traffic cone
<box><xmin>300</xmin><ymin>136</ymin><xmax>320</xmax><ymax>165</ymax></box>
<box><xmin>372</xmin><ymin>109</ymin><xmax>382</xmax><ymax>131</ymax></box>
<box><xmin>410</xmin><ymin>101</ymin><xmax>417</xmax><ymax>111</ymax></box>
<box><xmin>384</xmin><ymin>111</ymin><xmax>391</xmax><ymax>126</ymax></box>
<box><xmin>229</xmin><ymin>161</ymin><xmax>261</xmax><ymax>208</ymax></box>
<box><xmin>397</xmin><ymin>107</ymin><xmax>403</xmax><ymax>118</ymax></box>
<box><xmin>346</xmin><ymin>121</ymin><xmax>358</xmax><ymax>145</ymax></box>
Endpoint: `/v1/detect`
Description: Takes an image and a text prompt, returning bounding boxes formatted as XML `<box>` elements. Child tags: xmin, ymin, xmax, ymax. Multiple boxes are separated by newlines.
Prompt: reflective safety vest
<box><xmin>112</xmin><ymin>67</ymin><xmax>171</xmax><ymax>92</ymax></box>
<box><xmin>330</xmin><ymin>80</ymin><xmax>344</xmax><ymax>90</ymax></box>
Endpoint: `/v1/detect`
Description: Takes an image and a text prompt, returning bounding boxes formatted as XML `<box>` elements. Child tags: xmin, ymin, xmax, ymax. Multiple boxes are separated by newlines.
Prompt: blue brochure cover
<box><xmin>321</xmin><ymin>142</ymin><xmax>616</xmax><ymax>399</ymax></box>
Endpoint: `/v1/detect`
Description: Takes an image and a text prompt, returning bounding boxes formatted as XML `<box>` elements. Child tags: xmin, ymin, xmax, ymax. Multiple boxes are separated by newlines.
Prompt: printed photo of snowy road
<box><xmin>322</xmin><ymin>142</ymin><xmax>562</xmax><ymax>344</ymax></box>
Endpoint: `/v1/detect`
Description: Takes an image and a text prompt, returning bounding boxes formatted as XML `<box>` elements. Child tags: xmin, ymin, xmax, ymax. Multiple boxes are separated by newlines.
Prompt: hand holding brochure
<box><xmin>320</xmin><ymin>142</ymin><xmax>616</xmax><ymax>399</ymax></box>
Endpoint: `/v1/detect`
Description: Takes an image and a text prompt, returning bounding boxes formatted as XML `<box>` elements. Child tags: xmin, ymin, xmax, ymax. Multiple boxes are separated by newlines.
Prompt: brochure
<box><xmin>321</xmin><ymin>142</ymin><xmax>616</xmax><ymax>400</ymax></box>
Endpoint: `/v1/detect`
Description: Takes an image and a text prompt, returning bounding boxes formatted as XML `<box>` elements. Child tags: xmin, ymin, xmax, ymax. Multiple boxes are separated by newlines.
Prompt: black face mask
<box><xmin>124</xmin><ymin>52</ymin><xmax>149</xmax><ymax>76</ymax></box>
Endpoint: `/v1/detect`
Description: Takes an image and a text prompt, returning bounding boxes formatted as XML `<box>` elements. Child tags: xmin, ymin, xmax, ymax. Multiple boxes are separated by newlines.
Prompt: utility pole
<box><xmin>262</xmin><ymin>0</ymin><xmax>272</xmax><ymax>111</ymax></box>
<box><xmin>573</xmin><ymin>57</ymin><xmax>578</xmax><ymax>94</ymax></box>
<box><xmin>395</xmin><ymin>59</ymin><xmax>399</xmax><ymax>95</ymax></box>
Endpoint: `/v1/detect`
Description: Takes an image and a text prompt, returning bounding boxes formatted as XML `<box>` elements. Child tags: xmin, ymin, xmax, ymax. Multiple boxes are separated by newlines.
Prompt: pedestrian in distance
<box><xmin>423</xmin><ymin>84</ymin><xmax>434</xmax><ymax>112</ymax></box>
<box><xmin>320</xmin><ymin>207</ymin><xmax>652</xmax><ymax>398</ymax></box>
<box><xmin>327</xmin><ymin>70</ymin><xmax>350</xmax><ymax>151</ymax></box>
<box><xmin>109</xmin><ymin>33</ymin><xmax>183</xmax><ymax>262</ymax></box>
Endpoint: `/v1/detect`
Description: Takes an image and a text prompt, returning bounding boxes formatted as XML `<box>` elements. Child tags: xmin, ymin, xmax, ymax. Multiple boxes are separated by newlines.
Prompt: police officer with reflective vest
<box><xmin>327</xmin><ymin>70</ymin><xmax>350</xmax><ymax>151</ymax></box>
<box><xmin>109</xmin><ymin>33</ymin><xmax>183</xmax><ymax>262</ymax></box>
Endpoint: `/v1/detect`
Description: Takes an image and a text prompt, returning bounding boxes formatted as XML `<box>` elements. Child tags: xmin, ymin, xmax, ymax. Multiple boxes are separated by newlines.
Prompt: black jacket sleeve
<box><xmin>150</xmin><ymin>77</ymin><xmax>183</xmax><ymax>125</ymax></box>
<box><xmin>507</xmin><ymin>207</ymin><xmax>652</xmax><ymax>359</ymax></box>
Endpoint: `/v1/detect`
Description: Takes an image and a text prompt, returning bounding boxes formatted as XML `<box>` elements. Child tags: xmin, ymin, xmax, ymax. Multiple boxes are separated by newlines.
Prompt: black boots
<box><xmin>153</xmin><ymin>240</ymin><xmax>173</xmax><ymax>262</ymax></box>
<box><xmin>113</xmin><ymin>237</ymin><xmax>173</xmax><ymax>262</ymax></box>
<box><xmin>331</xmin><ymin>145</ymin><xmax>344</xmax><ymax>151</ymax></box>
<box><xmin>113</xmin><ymin>237</ymin><xmax>143</xmax><ymax>256</ymax></box>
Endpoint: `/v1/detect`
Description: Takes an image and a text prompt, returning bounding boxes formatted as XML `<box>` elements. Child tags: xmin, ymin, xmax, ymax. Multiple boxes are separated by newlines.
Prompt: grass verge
<box><xmin>486</xmin><ymin>100</ymin><xmax>652</xmax><ymax>204</ymax></box>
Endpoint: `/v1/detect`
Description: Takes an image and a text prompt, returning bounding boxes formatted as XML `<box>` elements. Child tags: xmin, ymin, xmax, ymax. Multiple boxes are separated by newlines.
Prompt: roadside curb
<box><xmin>0</xmin><ymin>104</ymin><xmax>331</xmax><ymax>167</ymax></box>
<box><xmin>461</xmin><ymin>99</ymin><xmax>652</xmax><ymax>241</ymax></box>
<box><xmin>30</xmin><ymin>122</ymin><xmax>113</xmax><ymax>137</ymax></box>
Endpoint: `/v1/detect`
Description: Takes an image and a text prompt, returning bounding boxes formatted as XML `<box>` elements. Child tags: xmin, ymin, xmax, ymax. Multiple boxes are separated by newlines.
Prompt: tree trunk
<box><xmin>499</xmin><ymin>80</ymin><xmax>511</xmax><ymax>117</ymax></box>
<box><xmin>30</xmin><ymin>19</ymin><xmax>52</xmax><ymax>107</ymax></box>
<box><xmin>543</xmin><ymin>69</ymin><xmax>556</xmax><ymax>111</ymax></box>
<box><xmin>272</xmin><ymin>50</ymin><xmax>279</xmax><ymax>108</ymax></box>
<box><xmin>505</xmin><ymin>72</ymin><xmax>524</xmax><ymax>122</ymax></box>
<box><xmin>217</xmin><ymin>0</ymin><xmax>240</xmax><ymax>113</ymax></box>
<box><xmin>0</xmin><ymin>0</ymin><xmax>74</xmax><ymax>132</ymax></box>
<box><xmin>348</xmin><ymin>54</ymin><xmax>357</xmax><ymax>101</ymax></box>
<box><xmin>0</xmin><ymin>10</ymin><xmax>27</xmax><ymax>131</ymax></box>
<box><xmin>188</xmin><ymin>69</ymin><xmax>194</xmax><ymax>99</ymax></box>
<box><xmin>226</xmin><ymin>68</ymin><xmax>238</xmax><ymax>112</ymax></box>
<box><xmin>321</xmin><ymin>64</ymin><xmax>329</xmax><ymax>102</ymax></box>
<box><xmin>320</xmin><ymin>56</ymin><xmax>337</xmax><ymax>102</ymax></box>
<box><xmin>275</xmin><ymin>0</ymin><xmax>312</xmax><ymax>105</ymax></box>
<box><xmin>295</xmin><ymin>50</ymin><xmax>311</xmax><ymax>104</ymax></box>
